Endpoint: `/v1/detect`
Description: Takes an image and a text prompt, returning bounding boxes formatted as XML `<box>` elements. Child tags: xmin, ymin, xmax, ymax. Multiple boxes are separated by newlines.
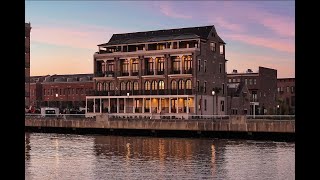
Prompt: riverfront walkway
<box><xmin>25</xmin><ymin>114</ymin><xmax>295</xmax><ymax>134</ymax></box>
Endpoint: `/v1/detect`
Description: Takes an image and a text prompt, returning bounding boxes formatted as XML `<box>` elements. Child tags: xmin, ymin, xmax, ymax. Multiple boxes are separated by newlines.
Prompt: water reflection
<box><xmin>26</xmin><ymin>133</ymin><xmax>295</xmax><ymax>180</ymax></box>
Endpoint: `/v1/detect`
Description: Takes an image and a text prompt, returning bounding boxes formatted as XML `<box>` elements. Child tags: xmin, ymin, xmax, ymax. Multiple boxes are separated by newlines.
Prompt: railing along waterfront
<box><xmin>25</xmin><ymin>114</ymin><xmax>295</xmax><ymax>121</ymax></box>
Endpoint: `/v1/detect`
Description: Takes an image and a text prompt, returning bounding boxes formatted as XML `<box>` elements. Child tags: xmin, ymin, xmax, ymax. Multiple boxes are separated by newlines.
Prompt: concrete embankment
<box><xmin>25</xmin><ymin>115</ymin><xmax>295</xmax><ymax>141</ymax></box>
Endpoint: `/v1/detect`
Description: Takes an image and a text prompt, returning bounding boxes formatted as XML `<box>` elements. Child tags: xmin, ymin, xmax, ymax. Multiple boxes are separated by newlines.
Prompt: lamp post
<box><xmin>277</xmin><ymin>104</ymin><xmax>280</xmax><ymax>115</ymax></box>
<box><xmin>212</xmin><ymin>90</ymin><xmax>215</xmax><ymax>117</ymax></box>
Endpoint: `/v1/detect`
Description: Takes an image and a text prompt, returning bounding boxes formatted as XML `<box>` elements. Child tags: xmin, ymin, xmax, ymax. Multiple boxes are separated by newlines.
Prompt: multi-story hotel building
<box><xmin>25</xmin><ymin>22</ymin><xmax>31</xmax><ymax>107</ymax></box>
<box><xmin>30</xmin><ymin>74</ymin><xmax>93</xmax><ymax>108</ymax></box>
<box><xmin>227</xmin><ymin>67</ymin><xmax>277</xmax><ymax>115</ymax></box>
<box><xmin>277</xmin><ymin>78</ymin><xmax>295</xmax><ymax>114</ymax></box>
<box><xmin>86</xmin><ymin>25</ymin><xmax>228</xmax><ymax>118</ymax></box>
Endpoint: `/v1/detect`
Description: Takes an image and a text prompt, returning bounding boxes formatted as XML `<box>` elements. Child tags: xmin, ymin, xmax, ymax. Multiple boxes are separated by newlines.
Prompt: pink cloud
<box><xmin>226</xmin><ymin>51</ymin><xmax>295</xmax><ymax>78</ymax></box>
<box><xmin>212</xmin><ymin>17</ymin><xmax>246</xmax><ymax>32</ymax></box>
<box><xmin>157</xmin><ymin>2</ymin><xmax>192</xmax><ymax>19</ymax></box>
<box><xmin>30</xmin><ymin>25</ymin><xmax>126</xmax><ymax>50</ymax></box>
<box><xmin>224</xmin><ymin>33</ymin><xmax>294</xmax><ymax>53</ymax></box>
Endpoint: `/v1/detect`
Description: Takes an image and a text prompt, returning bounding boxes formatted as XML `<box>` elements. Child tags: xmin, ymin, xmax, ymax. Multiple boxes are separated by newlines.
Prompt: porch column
<box><xmin>186</xmin><ymin>97</ymin><xmax>189</xmax><ymax>114</ymax></box>
<box><xmin>128</xmin><ymin>58</ymin><xmax>132</xmax><ymax>76</ymax></box>
<box><xmin>142</xmin><ymin>98</ymin><xmax>145</xmax><ymax>113</ymax></box>
<box><xmin>108</xmin><ymin>98</ymin><xmax>111</xmax><ymax>113</ymax></box>
<box><xmin>153</xmin><ymin>58</ymin><xmax>156</xmax><ymax>75</ymax></box>
<box><xmin>133</xmin><ymin>98</ymin><xmax>135</xmax><ymax>113</ymax></box>
<box><xmin>104</xmin><ymin>60</ymin><xmax>107</xmax><ymax>76</ymax></box>
<box><xmin>176</xmin><ymin>97</ymin><xmax>179</xmax><ymax>114</ymax></box>
<box><xmin>150</xmin><ymin>97</ymin><xmax>152</xmax><ymax>114</ymax></box>
<box><xmin>124</xmin><ymin>98</ymin><xmax>126</xmax><ymax>113</ymax></box>
<box><xmin>117</xmin><ymin>98</ymin><xmax>119</xmax><ymax>113</ymax></box>
<box><xmin>93</xmin><ymin>98</ymin><xmax>96</xmax><ymax>113</ymax></box>
<box><xmin>85</xmin><ymin>98</ymin><xmax>87</xmax><ymax>114</ymax></box>
<box><xmin>177</xmin><ymin>41</ymin><xmax>180</xmax><ymax>49</ymax></box>
<box><xmin>253</xmin><ymin>104</ymin><xmax>256</xmax><ymax>118</ymax></box>
<box><xmin>179</xmin><ymin>56</ymin><xmax>182</xmax><ymax>74</ymax></box>
<box><xmin>169</xmin><ymin>98</ymin><xmax>171</xmax><ymax>113</ymax></box>
<box><xmin>99</xmin><ymin>98</ymin><xmax>102</xmax><ymax>113</ymax></box>
<box><xmin>159</xmin><ymin>98</ymin><xmax>162</xmax><ymax>113</ymax></box>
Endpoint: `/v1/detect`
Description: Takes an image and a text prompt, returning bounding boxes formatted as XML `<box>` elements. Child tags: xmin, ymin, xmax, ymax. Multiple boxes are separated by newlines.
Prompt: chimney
<box><xmin>247</xmin><ymin>69</ymin><xmax>253</xmax><ymax>73</ymax></box>
<box><xmin>232</xmin><ymin>69</ymin><xmax>238</xmax><ymax>73</ymax></box>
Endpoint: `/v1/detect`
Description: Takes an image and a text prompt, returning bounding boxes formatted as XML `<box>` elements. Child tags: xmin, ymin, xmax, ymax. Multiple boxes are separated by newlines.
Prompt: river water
<box><xmin>25</xmin><ymin>133</ymin><xmax>295</xmax><ymax>180</ymax></box>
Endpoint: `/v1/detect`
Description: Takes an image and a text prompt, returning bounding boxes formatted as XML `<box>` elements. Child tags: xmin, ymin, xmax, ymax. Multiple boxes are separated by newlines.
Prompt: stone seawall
<box><xmin>25</xmin><ymin>115</ymin><xmax>295</xmax><ymax>133</ymax></box>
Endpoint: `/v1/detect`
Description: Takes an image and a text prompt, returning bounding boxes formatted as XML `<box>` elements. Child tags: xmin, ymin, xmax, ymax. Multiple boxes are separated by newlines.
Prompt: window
<box><xmin>222</xmin><ymin>83</ymin><xmax>225</xmax><ymax>95</ymax></box>
<box><xmin>107</xmin><ymin>61</ymin><xmax>114</xmax><ymax>72</ymax></box>
<box><xmin>132</xmin><ymin>59</ymin><xmax>139</xmax><ymax>73</ymax></box>
<box><xmin>249</xmin><ymin>79</ymin><xmax>252</xmax><ymax>85</ymax></box>
<box><xmin>198</xmin><ymin>59</ymin><xmax>201</xmax><ymax>72</ymax></box>
<box><xmin>109</xmin><ymin>82</ymin><xmax>114</xmax><ymax>90</ymax></box>
<box><xmin>157</xmin><ymin>58</ymin><xmax>164</xmax><ymax>72</ymax></box>
<box><xmin>120</xmin><ymin>82</ymin><xmax>126</xmax><ymax>91</ymax></box>
<box><xmin>204</xmin><ymin>99</ymin><xmax>207</xmax><ymax>111</ymax></box>
<box><xmin>97</xmin><ymin>82</ymin><xmax>103</xmax><ymax>91</ymax></box>
<box><xmin>245</xmin><ymin>79</ymin><xmax>248</xmax><ymax>85</ymax></box>
<box><xmin>178</xmin><ymin>80</ymin><xmax>184</xmax><ymax>89</ymax></box>
<box><xmin>220</xmin><ymin>44</ymin><xmax>224</xmax><ymax>55</ymax></box>
<box><xmin>237</xmin><ymin>78</ymin><xmax>240</xmax><ymax>82</ymax></box>
<box><xmin>159</xmin><ymin>80</ymin><xmax>164</xmax><ymax>90</ymax></box>
<box><xmin>147</xmin><ymin>58</ymin><xmax>154</xmax><ymax>73</ymax></box>
<box><xmin>291</xmin><ymin>96</ymin><xmax>295</xmax><ymax>106</ymax></box>
<box><xmin>104</xmin><ymin>82</ymin><xmax>108</xmax><ymax>91</ymax></box>
<box><xmin>171</xmin><ymin>80</ymin><xmax>177</xmax><ymax>90</ymax></box>
<box><xmin>287</xmin><ymin>86</ymin><xmax>289</xmax><ymax>93</ymax></box>
<box><xmin>122</xmin><ymin>59</ymin><xmax>129</xmax><ymax>73</ymax></box>
<box><xmin>219</xmin><ymin>64</ymin><xmax>222</xmax><ymax>73</ymax></box>
<box><xmin>151</xmin><ymin>81</ymin><xmax>158</xmax><ymax>90</ymax></box>
<box><xmin>126</xmin><ymin>81</ymin><xmax>132</xmax><ymax>90</ymax></box>
<box><xmin>253</xmin><ymin>79</ymin><xmax>257</xmax><ymax>85</ymax></box>
<box><xmin>184</xmin><ymin>56</ymin><xmax>192</xmax><ymax>72</ymax></box>
<box><xmin>145</xmin><ymin>81</ymin><xmax>151</xmax><ymax>90</ymax></box>
<box><xmin>203</xmin><ymin>82</ymin><xmax>207</xmax><ymax>93</ymax></box>
<box><xmin>277</xmin><ymin>87</ymin><xmax>280</xmax><ymax>93</ymax></box>
<box><xmin>197</xmin><ymin>81</ymin><xmax>200</xmax><ymax>92</ymax></box>
<box><xmin>133</xmin><ymin>81</ymin><xmax>139</xmax><ymax>90</ymax></box>
<box><xmin>221</xmin><ymin>100</ymin><xmax>224</xmax><ymax>112</ymax></box>
<box><xmin>173</xmin><ymin>57</ymin><xmax>181</xmax><ymax>72</ymax></box>
<box><xmin>59</xmin><ymin>89</ymin><xmax>62</xmax><ymax>95</ymax></box>
<box><xmin>204</xmin><ymin>60</ymin><xmax>207</xmax><ymax>72</ymax></box>
<box><xmin>210</xmin><ymin>42</ymin><xmax>216</xmax><ymax>52</ymax></box>
<box><xmin>186</xmin><ymin>79</ymin><xmax>192</xmax><ymax>89</ymax></box>
<box><xmin>291</xmin><ymin>86</ymin><xmax>294</xmax><ymax>93</ymax></box>
<box><xmin>228</xmin><ymin>79</ymin><xmax>232</xmax><ymax>83</ymax></box>
<box><xmin>101</xmin><ymin>61</ymin><xmax>106</xmax><ymax>73</ymax></box>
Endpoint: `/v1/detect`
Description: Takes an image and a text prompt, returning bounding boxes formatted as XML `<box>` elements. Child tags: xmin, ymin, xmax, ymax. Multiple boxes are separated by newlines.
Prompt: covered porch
<box><xmin>86</xmin><ymin>95</ymin><xmax>195</xmax><ymax>118</ymax></box>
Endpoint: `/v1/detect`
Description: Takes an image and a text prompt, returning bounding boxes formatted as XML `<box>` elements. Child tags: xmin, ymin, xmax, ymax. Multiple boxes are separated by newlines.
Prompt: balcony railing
<box><xmin>183</xmin><ymin>68</ymin><xmax>193</xmax><ymax>74</ymax></box>
<box><xmin>157</xmin><ymin>70</ymin><xmax>165</xmax><ymax>75</ymax></box>
<box><xmin>86</xmin><ymin>89</ymin><xmax>195</xmax><ymax>96</ymax></box>
<box><xmin>94</xmin><ymin>72</ymin><xmax>104</xmax><ymax>77</ymax></box>
<box><xmin>120</xmin><ymin>72</ymin><xmax>129</xmax><ymax>76</ymax></box>
<box><xmin>132</xmin><ymin>71</ymin><xmax>139</xmax><ymax>76</ymax></box>
<box><xmin>105</xmin><ymin>71</ymin><xmax>115</xmax><ymax>77</ymax></box>
<box><xmin>171</xmin><ymin>70</ymin><xmax>181</xmax><ymax>74</ymax></box>
<box><xmin>145</xmin><ymin>70</ymin><xmax>154</xmax><ymax>75</ymax></box>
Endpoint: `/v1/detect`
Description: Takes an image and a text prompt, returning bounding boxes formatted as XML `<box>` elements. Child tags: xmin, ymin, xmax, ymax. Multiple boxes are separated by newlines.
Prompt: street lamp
<box><xmin>212</xmin><ymin>90</ymin><xmax>215</xmax><ymax>116</ymax></box>
<box><xmin>277</xmin><ymin>104</ymin><xmax>280</xmax><ymax>115</ymax></box>
<box><xmin>55</xmin><ymin>93</ymin><xmax>59</xmax><ymax>108</ymax></box>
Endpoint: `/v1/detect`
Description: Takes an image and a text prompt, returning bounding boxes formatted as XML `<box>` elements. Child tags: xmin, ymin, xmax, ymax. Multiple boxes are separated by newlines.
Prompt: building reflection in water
<box><xmin>25</xmin><ymin>133</ymin><xmax>31</xmax><ymax>161</ymax></box>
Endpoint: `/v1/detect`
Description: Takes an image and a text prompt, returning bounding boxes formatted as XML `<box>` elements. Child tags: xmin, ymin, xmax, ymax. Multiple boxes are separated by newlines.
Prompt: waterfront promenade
<box><xmin>25</xmin><ymin>114</ymin><xmax>295</xmax><ymax>135</ymax></box>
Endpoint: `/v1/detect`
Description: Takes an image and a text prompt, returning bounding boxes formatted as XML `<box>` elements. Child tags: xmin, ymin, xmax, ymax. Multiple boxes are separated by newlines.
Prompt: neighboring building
<box><xmin>86</xmin><ymin>25</ymin><xmax>228</xmax><ymax>118</ymax></box>
<box><xmin>25</xmin><ymin>22</ymin><xmax>31</xmax><ymax>106</ymax></box>
<box><xmin>227</xmin><ymin>67</ymin><xmax>277</xmax><ymax>115</ymax></box>
<box><xmin>277</xmin><ymin>78</ymin><xmax>295</xmax><ymax>114</ymax></box>
<box><xmin>226</xmin><ymin>82</ymin><xmax>251</xmax><ymax>115</ymax></box>
<box><xmin>29</xmin><ymin>74</ymin><xmax>93</xmax><ymax>108</ymax></box>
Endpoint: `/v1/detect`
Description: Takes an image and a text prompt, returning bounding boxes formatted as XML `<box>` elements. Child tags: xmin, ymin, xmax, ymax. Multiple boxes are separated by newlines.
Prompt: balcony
<box><xmin>132</xmin><ymin>71</ymin><xmax>139</xmax><ymax>76</ymax></box>
<box><xmin>157</xmin><ymin>70</ymin><xmax>165</xmax><ymax>75</ymax></box>
<box><xmin>171</xmin><ymin>70</ymin><xmax>181</xmax><ymax>74</ymax></box>
<box><xmin>183</xmin><ymin>68</ymin><xmax>193</xmax><ymax>74</ymax></box>
<box><xmin>120</xmin><ymin>72</ymin><xmax>129</xmax><ymax>76</ymax></box>
<box><xmin>105</xmin><ymin>71</ymin><xmax>115</xmax><ymax>77</ymax></box>
<box><xmin>94</xmin><ymin>72</ymin><xmax>104</xmax><ymax>77</ymax></box>
<box><xmin>145</xmin><ymin>70</ymin><xmax>154</xmax><ymax>75</ymax></box>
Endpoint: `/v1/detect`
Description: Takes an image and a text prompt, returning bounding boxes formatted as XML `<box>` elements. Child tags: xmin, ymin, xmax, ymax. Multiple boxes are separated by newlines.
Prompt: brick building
<box><xmin>226</xmin><ymin>82</ymin><xmax>251</xmax><ymax>115</ymax></box>
<box><xmin>30</xmin><ymin>74</ymin><xmax>93</xmax><ymax>108</ymax></box>
<box><xmin>227</xmin><ymin>67</ymin><xmax>277</xmax><ymax>115</ymax></box>
<box><xmin>25</xmin><ymin>22</ymin><xmax>31</xmax><ymax>106</ymax></box>
<box><xmin>277</xmin><ymin>78</ymin><xmax>295</xmax><ymax>114</ymax></box>
<box><xmin>86</xmin><ymin>25</ymin><xmax>228</xmax><ymax>118</ymax></box>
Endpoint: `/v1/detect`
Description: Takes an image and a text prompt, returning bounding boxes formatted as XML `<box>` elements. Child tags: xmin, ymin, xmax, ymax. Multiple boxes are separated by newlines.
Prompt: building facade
<box><xmin>277</xmin><ymin>78</ymin><xmax>295</xmax><ymax>114</ymax></box>
<box><xmin>226</xmin><ymin>82</ymin><xmax>251</xmax><ymax>115</ymax></box>
<box><xmin>87</xmin><ymin>25</ymin><xmax>228</xmax><ymax>118</ymax></box>
<box><xmin>30</xmin><ymin>74</ymin><xmax>93</xmax><ymax>109</ymax></box>
<box><xmin>227</xmin><ymin>67</ymin><xmax>277</xmax><ymax>115</ymax></box>
<box><xmin>25</xmin><ymin>23</ymin><xmax>31</xmax><ymax>106</ymax></box>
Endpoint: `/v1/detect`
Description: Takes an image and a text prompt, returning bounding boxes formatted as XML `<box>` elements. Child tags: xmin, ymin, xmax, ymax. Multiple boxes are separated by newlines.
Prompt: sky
<box><xmin>26</xmin><ymin>1</ymin><xmax>295</xmax><ymax>78</ymax></box>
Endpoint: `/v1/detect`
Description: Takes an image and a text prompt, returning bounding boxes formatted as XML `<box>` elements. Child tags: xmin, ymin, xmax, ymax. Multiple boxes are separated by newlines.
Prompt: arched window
<box><xmin>97</xmin><ymin>82</ymin><xmax>103</xmax><ymax>91</ymax></box>
<box><xmin>109</xmin><ymin>82</ymin><xmax>114</xmax><ymax>90</ymax></box>
<box><xmin>178</xmin><ymin>79</ymin><xmax>184</xmax><ymax>89</ymax></box>
<box><xmin>145</xmin><ymin>81</ymin><xmax>150</xmax><ymax>90</ymax></box>
<box><xmin>151</xmin><ymin>81</ymin><xmax>158</xmax><ymax>90</ymax></box>
<box><xmin>103</xmin><ymin>82</ymin><xmax>108</xmax><ymax>91</ymax></box>
<box><xmin>159</xmin><ymin>80</ymin><xmax>164</xmax><ymax>90</ymax></box>
<box><xmin>121</xmin><ymin>82</ymin><xmax>126</xmax><ymax>91</ymax></box>
<box><xmin>127</xmin><ymin>81</ymin><xmax>132</xmax><ymax>90</ymax></box>
<box><xmin>185</xmin><ymin>79</ymin><xmax>192</xmax><ymax>89</ymax></box>
<box><xmin>171</xmin><ymin>80</ymin><xmax>177</xmax><ymax>90</ymax></box>
<box><xmin>134</xmin><ymin>81</ymin><xmax>139</xmax><ymax>90</ymax></box>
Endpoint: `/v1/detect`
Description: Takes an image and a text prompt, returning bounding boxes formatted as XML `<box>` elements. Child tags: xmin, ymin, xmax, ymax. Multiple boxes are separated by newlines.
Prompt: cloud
<box><xmin>157</xmin><ymin>2</ymin><xmax>192</xmax><ymax>19</ymax></box>
<box><xmin>224</xmin><ymin>33</ymin><xmax>294</xmax><ymax>53</ymax></box>
<box><xmin>212</xmin><ymin>17</ymin><xmax>246</xmax><ymax>32</ymax></box>
<box><xmin>30</xmin><ymin>24</ymin><xmax>126</xmax><ymax>50</ymax></box>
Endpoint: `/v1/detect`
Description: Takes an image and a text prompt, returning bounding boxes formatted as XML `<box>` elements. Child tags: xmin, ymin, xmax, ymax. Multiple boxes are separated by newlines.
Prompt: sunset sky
<box><xmin>25</xmin><ymin>1</ymin><xmax>294</xmax><ymax>78</ymax></box>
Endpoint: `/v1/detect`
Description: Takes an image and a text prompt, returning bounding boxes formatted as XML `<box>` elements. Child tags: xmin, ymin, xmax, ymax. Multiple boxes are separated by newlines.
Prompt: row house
<box><xmin>25</xmin><ymin>22</ymin><xmax>31</xmax><ymax>106</ymax></box>
<box><xmin>277</xmin><ymin>78</ymin><xmax>295</xmax><ymax>114</ymax></box>
<box><xmin>86</xmin><ymin>25</ymin><xmax>228</xmax><ymax>118</ymax></box>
